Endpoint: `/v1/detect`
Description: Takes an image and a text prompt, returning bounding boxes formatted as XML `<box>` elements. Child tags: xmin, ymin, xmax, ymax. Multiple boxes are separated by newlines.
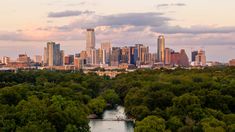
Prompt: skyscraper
<box><xmin>170</xmin><ymin>49</ymin><xmax>189</xmax><ymax>67</ymax></box>
<box><xmin>54</xmin><ymin>44</ymin><xmax>61</xmax><ymax>65</ymax></box>
<box><xmin>101</xmin><ymin>42</ymin><xmax>111</xmax><ymax>64</ymax></box>
<box><xmin>179</xmin><ymin>49</ymin><xmax>189</xmax><ymax>67</ymax></box>
<box><xmin>165</xmin><ymin>48</ymin><xmax>172</xmax><ymax>65</ymax></box>
<box><xmin>91</xmin><ymin>49</ymin><xmax>97</xmax><ymax>65</ymax></box>
<box><xmin>95</xmin><ymin>48</ymin><xmax>106</xmax><ymax>65</ymax></box>
<box><xmin>86</xmin><ymin>29</ymin><xmax>95</xmax><ymax>56</ymax></box>
<box><xmin>191</xmin><ymin>51</ymin><xmax>198</xmax><ymax>62</ymax></box>
<box><xmin>60</xmin><ymin>50</ymin><xmax>65</xmax><ymax>66</ymax></box>
<box><xmin>43</xmin><ymin>47</ymin><xmax>48</xmax><ymax>65</ymax></box>
<box><xmin>47</xmin><ymin>42</ymin><xmax>54</xmax><ymax>66</ymax></box>
<box><xmin>44</xmin><ymin>42</ymin><xmax>64</xmax><ymax>66</ymax></box>
<box><xmin>120</xmin><ymin>46</ymin><xmax>129</xmax><ymax>64</ymax></box>
<box><xmin>135</xmin><ymin>44</ymin><xmax>144</xmax><ymax>61</ymax></box>
<box><xmin>110</xmin><ymin>47</ymin><xmax>121</xmax><ymax>66</ymax></box>
<box><xmin>171</xmin><ymin>51</ymin><xmax>180</xmax><ymax>66</ymax></box>
<box><xmin>195</xmin><ymin>49</ymin><xmax>206</xmax><ymax>66</ymax></box>
<box><xmin>139</xmin><ymin>46</ymin><xmax>149</xmax><ymax>64</ymax></box>
<box><xmin>157</xmin><ymin>35</ymin><xmax>165</xmax><ymax>63</ymax></box>
<box><xmin>128</xmin><ymin>46</ymin><xmax>138</xmax><ymax>65</ymax></box>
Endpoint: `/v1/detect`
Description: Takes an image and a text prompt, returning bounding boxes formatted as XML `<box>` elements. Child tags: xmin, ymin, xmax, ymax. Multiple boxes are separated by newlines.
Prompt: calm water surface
<box><xmin>89</xmin><ymin>106</ymin><xmax>134</xmax><ymax>132</ymax></box>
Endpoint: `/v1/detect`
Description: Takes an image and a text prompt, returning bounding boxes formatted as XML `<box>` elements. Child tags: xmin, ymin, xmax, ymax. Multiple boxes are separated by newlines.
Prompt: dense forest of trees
<box><xmin>0</xmin><ymin>70</ymin><xmax>118</xmax><ymax>132</ymax></box>
<box><xmin>112</xmin><ymin>67</ymin><xmax>235</xmax><ymax>132</ymax></box>
<box><xmin>0</xmin><ymin>67</ymin><xmax>235</xmax><ymax>131</ymax></box>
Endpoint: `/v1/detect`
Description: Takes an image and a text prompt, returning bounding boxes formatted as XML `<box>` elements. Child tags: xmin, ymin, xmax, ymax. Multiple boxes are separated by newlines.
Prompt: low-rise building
<box><xmin>229</xmin><ymin>59</ymin><xmax>235</xmax><ymax>66</ymax></box>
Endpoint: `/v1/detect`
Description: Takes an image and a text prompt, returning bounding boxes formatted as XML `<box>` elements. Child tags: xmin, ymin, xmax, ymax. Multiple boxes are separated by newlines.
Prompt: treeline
<box><xmin>111</xmin><ymin>67</ymin><xmax>235</xmax><ymax>131</ymax></box>
<box><xmin>1</xmin><ymin>67</ymin><xmax>235</xmax><ymax>132</ymax></box>
<box><xmin>0</xmin><ymin>70</ymin><xmax>119</xmax><ymax>132</ymax></box>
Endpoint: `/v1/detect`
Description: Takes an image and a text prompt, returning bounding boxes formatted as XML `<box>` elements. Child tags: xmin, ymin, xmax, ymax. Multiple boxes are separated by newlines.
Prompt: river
<box><xmin>89</xmin><ymin>106</ymin><xmax>134</xmax><ymax>132</ymax></box>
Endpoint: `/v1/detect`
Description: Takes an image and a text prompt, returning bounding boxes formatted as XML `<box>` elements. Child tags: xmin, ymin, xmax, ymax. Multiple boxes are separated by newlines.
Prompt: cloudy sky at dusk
<box><xmin>0</xmin><ymin>0</ymin><xmax>235</xmax><ymax>62</ymax></box>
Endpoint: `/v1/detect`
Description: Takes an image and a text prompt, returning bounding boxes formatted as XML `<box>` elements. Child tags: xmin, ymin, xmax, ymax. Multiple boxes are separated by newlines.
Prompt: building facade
<box><xmin>101</xmin><ymin>42</ymin><xmax>111</xmax><ymax>64</ymax></box>
<box><xmin>195</xmin><ymin>49</ymin><xmax>206</xmax><ymax>66</ymax></box>
<box><xmin>86</xmin><ymin>29</ymin><xmax>95</xmax><ymax>57</ymax></box>
<box><xmin>44</xmin><ymin>42</ymin><xmax>64</xmax><ymax>66</ymax></box>
<box><xmin>157</xmin><ymin>35</ymin><xmax>165</xmax><ymax>63</ymax></box>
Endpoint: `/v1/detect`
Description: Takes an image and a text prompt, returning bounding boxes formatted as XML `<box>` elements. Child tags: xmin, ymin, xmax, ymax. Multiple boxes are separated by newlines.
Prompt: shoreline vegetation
<box><xmin>0</xmin><ymin>67</ymin><xmax>235</xmax><ymax>131</ymax></box>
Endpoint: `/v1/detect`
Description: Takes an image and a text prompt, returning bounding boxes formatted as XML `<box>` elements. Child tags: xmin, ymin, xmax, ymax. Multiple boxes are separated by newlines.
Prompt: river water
<box><xmin>89</xmin><ymin>106</ymin><xmax>134</xmax><ymax>132</ymax></box>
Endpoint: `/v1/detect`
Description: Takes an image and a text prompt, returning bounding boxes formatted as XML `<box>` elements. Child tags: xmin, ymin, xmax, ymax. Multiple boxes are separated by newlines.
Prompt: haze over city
<box><xmin>0</xmin><ymin>0</ymin><xmax>235</xmax><ymax>62</ymax></box>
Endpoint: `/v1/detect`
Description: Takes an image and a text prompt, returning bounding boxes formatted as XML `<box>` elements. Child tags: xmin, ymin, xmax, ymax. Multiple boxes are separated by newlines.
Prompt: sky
<box><xmin>0</xmin><ymin>0</ymin><xmax>235</xmax><ymax>62</ymax></box>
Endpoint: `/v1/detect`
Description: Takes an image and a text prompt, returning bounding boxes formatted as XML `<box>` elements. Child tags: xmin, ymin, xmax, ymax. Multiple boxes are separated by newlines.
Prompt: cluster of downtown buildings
<box><xmin>0</xmin><ymin>28</ymin><xmax>234</xmax><ymax>71</ymax></box>
<box><xmin>42</xmin><ymin>29</ymin><xmax>208</xmax><ymax>70</ymax></box>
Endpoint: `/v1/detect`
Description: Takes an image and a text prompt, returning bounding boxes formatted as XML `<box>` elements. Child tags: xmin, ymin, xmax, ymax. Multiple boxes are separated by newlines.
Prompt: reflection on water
<box><xmin>89</xmin><ymin>106</ymin><xmax>134</xmax><ymax>132</ymax></box>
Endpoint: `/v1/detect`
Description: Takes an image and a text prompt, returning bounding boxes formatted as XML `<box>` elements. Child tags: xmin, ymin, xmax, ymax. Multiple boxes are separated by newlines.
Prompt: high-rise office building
<box><xmin>44</xmin><ymin>42</ymin><xmax>64</xmax><ymax>66</ymax></box>
<box><xmin>47</xmin><ymin>42</ymin><xmax>54</xmax><ymax>66</ymax></box>
<box><xmin>140</xmin><ymin>46</ymin><xmax>149</xmax><ymax>64</ymax></box>
<box><xmin>170</xmin><ymin>49</ymin><xmax>189</xmax><ymax>67</ymax></box>
<box><xmin>91</xmin><ymin>49</ymin><xmax>97</xmax><ymax>65</ymax></box>
<box><xmin>128</xmin><ymin>46</ymin><xmax>138</xmax><ymax>65</ymax></box>
<box><xmin>110</xmin><ymin>47</ymin><xmax>121</xmax><ymax>66</ymax></box>
<box><xmin>101</xmin><ymin>42</ymin><xmax>111</xmax><ymax>64</ymax></box>
<box><xmin>191</xmin><ymin>51</ymin><xmax>198</xmax><ymax>62</ymax></box>
<box><xmin>195</xmin><ymin>49</ymin><xmax>206</xmax><ymax>66</ymax></box>
<box><xmin>135</xmin><ymin>44</ymin><xmax>149</xmax><ymax>64</ymax></box>
<box><xmin>120</xmin><ymin>46</ymin><xmax>129</xmax><ymax>64</ymax></box>
<box><xmin>135</xmin><ymin>44</ymin><xmax>144</xmax><ymax>61</ymax></box>
<box><xmin>60</xmin><ymin>50</ymin><xmax>65</xmax><ymax>66</ymax></box>
<box><xmin>43</xmin><ymin>47</ymin><xmax>48</xmax><ymax>65</ymax></box>
<box><xmin>179</xmin><ymin>49</ymin><xmax>189</xmax><ymax>67</ymax></box>
<box><xmin>95</xmin><ymin>48</ymin><xmax>106</xmax><ymax>65</ymax></box>
<box><xmin>157</xmin><ymin>35</ymin><xmax>165</xmax><ymax>63</ymax></box>
<box><xmin>165</xmin><ymin>48</ymin><xmax>172</xmax><ymax>65</ymax></box>
<box><xmin>171</xmin><ymin>51</ymin><xmax>180</xmax><ymax>66</ymax></box>
<box><xmin>102</xmin><ymin>49</ymin><xmax>106</xmax><ymax>65</ymax></box>
<box><xmin>145</xmin><ymin>53</ymin><xmax>154</xmax><ymax>64</ymax></box>
<box><xmin>86</xmin><ymin>29</ymin><xmax>95</xmax><ymax>57</ymax></box>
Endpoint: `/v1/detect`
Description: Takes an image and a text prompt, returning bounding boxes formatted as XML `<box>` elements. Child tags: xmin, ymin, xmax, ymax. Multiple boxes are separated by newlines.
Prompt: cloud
<box><xmin>157</xmin><ymin>3</ymin><xmax>186</xmax><ymax>8</ymax></box>
<box><xmin>98</xmin><ymin>12</ymin><xmax>170</xmax><ymax>27</ymax></box>
<box><xmin>57</xmin><ymin>12</ymin><xmax>171</xmax><ymax>31</ymax></box>
<box><xmin>0</xmin><ymin>31</ymin><xmax>24</xmax><ymax>41</ymax></box>
<box><xmin>151</xmin><ymin>25</ymin><xmax>235</xmax><ymax>34</ymax></box>
<box><xmin>2</xmin><ymin>11</ymin><xmax>235</xmax><ymax>46</ymax></box>
<box><xmin>48</xmin><ymin>10</ymin><xmax>94</xmax><ymax>18</ymax></box>
<box><xmin>56</xmin><ymin>12</ymin><xmax>235</xmax><ymax>35</ymax></box>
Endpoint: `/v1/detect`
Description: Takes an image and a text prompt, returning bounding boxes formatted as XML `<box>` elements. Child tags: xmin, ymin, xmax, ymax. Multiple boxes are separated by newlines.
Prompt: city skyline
<box><xmin>0</xmin><ymin>0</ymin><xmax>235</xmax><ymax>62</ymax></box>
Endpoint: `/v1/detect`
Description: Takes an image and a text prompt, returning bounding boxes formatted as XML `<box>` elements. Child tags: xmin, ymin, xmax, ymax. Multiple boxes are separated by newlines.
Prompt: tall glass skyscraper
<box><xmin>191</xmin><ymin>51</ymin><xmax>198</xmax><ymax>62</ymax></box>
<box><xmin>44</xmin><ymin>42</ymin><xmax>64</xmax><ymax>66</ymax></box>
<box><xmin>86</xmin><ymin>29</ymin><xmax>95</xmax><ymax>56</ymax></box>
<box><xmin>157</xmin><ymin>35</ymin><xmax>165</xmax><ymax>63</ymax></box>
